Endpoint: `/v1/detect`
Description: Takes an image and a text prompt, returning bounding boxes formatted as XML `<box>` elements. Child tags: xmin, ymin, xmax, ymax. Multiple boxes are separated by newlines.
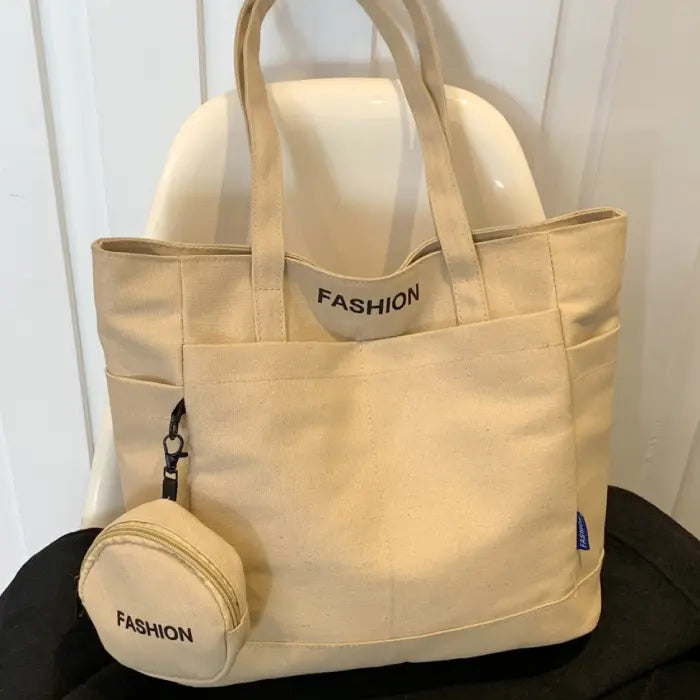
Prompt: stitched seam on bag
<box><xmin>475</xmin><ymin>230</ymin><xmax>546</xmax><ymax>249</ymax></box>
<box><xmin>253</xmin><ymin>286</ymin><xmax>262</xmax><ymax>342</ymax></box>
<box><xmin>546</xmin><ymin>232</ymin><xmax>580</xmax><ymax>588</ymax></box>
<box><xmin>95</xmin><ymin>210</ymin><xmax>623</xmax><ymax>258</ymax></box>
<box><xmin>179</xmin><ymin>258</ymin><xmax>185</xmax><ymax>384</ymax></box>
<box><xmin>567</xmin><ymin>324</ymin><xmax>621</xmax><ymax>352</ymax></box>
<box><xmin>447</xmin><ymin>182</ymin><xmax>489</xmax><ymax>325</ymax></box>
<box><xmin>475</xmin><ymin>208</ymin><xmax>623</xmax><ymax>236</ymax></box>
<box><xmin>286</xmin><ymin>265</ymin><xmax>423</xmax><ymax>287</ymax></box>
<box><xmin>250</xmin><ymin>77</ymin><xmax>262</xmax><ymax>343</ymax></box>
<box><xmin>442</xmin><ymin>249</ymin><xmax>465</xmax><ymax>326</ymax></box>
<box><xmin>359</xmin><ymin>343</ymin><xmax>394</xmax><ymax>639</ymax></box>
<box><xmin>572</xmin><ymin>360</ymin><xmax>617</xmax><ymax>384</ymax></box>
<box><xmin>399</xmin><ymin>47</ymin><xmax>488</xmax><ymax>326</ymax></box>
<box><xmin>242</xmin><ymin>553</ymin><xmax>605</xmax><ymax>648</ymax></box>
<box><xmin>187</xmin><ymin>343</ymin><xmax>564</xmax><ymax>385</ymax></box>
<box><xmin>545</xmin><ymin>233</ymin><xmax>564</xmax><ymax>344</ymax></box>
<box><xmin>546</xmin><ymin>215</ymin><xmax>627</xmax><ymax>240</ymax></box>
<box><xmin>118</xmin><ymin>415</ymin><xmax>185</xmax><ymax>421</ymax></box>
<box><xmin>105</xmin><ymin>371</ymin><xmax>183</xmax><ymax>390</ymax></box>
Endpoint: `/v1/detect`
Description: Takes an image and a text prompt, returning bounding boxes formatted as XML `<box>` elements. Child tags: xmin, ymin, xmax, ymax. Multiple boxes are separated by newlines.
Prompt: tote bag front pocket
<box><xmin>182</xmin><ymin>308</ymin><xmax>579</xmax><ymax>645</ymax></box>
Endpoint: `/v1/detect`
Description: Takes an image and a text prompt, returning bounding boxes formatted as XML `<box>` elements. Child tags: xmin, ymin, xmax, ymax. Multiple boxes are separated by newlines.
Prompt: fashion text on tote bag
<box><xmin>91</xmin><ymin>0</ymin><xmax>627</xmax><ymax>686</ymax></box>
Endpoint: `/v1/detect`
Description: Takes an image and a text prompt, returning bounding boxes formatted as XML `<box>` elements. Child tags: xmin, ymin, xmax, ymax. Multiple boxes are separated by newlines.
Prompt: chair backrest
<box><xmin>82</xmin><ymin>79</ymin><xmax>544</xmax><ymax>528</ymax></box>
<box><xmin>145</xmin><ymin>78</ymin><xmax>544</xmax><ymax>277</ymax></box>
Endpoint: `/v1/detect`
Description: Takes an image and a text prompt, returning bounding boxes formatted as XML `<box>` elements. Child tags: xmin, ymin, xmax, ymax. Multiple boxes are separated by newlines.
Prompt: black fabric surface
<box><xmin>1</xmin><ymin>487</ymin><xmax>698</xmax><ymax>699</ymax></box>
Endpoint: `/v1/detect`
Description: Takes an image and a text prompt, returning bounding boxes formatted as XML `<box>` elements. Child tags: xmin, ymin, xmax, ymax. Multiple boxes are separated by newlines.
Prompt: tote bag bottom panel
<box><xmin>183</xmin><ymin>309</ymin><xmax>583</xmax><ymax>646</ymax></box>
<box><xmin>217</xmin><ymin>564</ymin><xmax>602</xmax><ymax>685</ymax></box>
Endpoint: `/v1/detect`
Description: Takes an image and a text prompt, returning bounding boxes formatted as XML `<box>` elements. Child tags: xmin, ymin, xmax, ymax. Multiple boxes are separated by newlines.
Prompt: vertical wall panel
<box><xmin>537</xmin><ymin>0</ymin><xmax>621</xmax><ymax>215</ymax></box>
<box><xmin>0</xmin><ymin>419</ymin><xmax>26</xmax><ymax>592</ymax></box>
<box><xmin>374</xmin><ymin>0</ymin><xmax>561</xmax><ymax>164</ymax></box>
<box><xmin>661</xmin><ymin>245</ymin><xmax>700</xmax><ymax>535</ymax></box>
<box><xmin>39</xmin><ymin>0</ymin><xmax>110</xmax><ymax>438</ymax></box>
<box><xmin>86</xmin><ymin>0</ymin><xmax>203</xmax><ymax>237</ymax></box>
<box><xmin>0</xmin><ymin>0</ymin><xmax>91</xmax><ymax>580</ymax></box>
<box><xmin>591</xmin><ymin>0</ymin><xmax>700</xmax><ymax>515</ymax></box>
<box><xmin>202</xmin><ymin>0</ymin><xmax>243</xmax><ymax>99</ymax></box>
<box><xmin>203</xmin><ymin>0</ymin><xmax>375</xmax><ymax>99</ymax></box>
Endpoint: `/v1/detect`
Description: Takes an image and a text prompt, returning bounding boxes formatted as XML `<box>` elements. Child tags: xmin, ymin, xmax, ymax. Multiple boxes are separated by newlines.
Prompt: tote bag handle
<box><xmin>238</xmin><ymin>0</ymin><xmax>489</xmax><ymax>341</ymax></box>
<box><xmin>235</xmin><ymin>0</ymin><xmax>450</xmax><ymax>137</ymax></box>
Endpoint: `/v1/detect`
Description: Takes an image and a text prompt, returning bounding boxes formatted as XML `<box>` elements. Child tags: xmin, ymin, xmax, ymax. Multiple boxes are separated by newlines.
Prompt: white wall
<box><xmin>2</xmin><ymin>0</ymin><xmax>698</xmax><ymax>588</ymax></box>
<box><xmin>0</xmin><ymin>0</ymin><xmax>92</xmax><ymax>591</ymax></box>
<box><xmin>593</xmin><ymin>0</ymin><xmax>700</xmax><ymax>536</ymax></box>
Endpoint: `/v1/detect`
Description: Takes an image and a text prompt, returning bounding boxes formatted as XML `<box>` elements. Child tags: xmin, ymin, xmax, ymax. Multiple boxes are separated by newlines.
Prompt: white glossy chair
<box><xmin>82</xmin><ymin>78</ymin><xmax>545</xmax><ymax>528</ymax></box>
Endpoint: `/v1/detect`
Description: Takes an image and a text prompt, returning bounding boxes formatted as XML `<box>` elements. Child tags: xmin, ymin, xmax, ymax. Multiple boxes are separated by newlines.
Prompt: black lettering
<box><xmin>366</xmin><ymin>298</ymin><xmax>384</xmax><ymax>315</ymax></box>
<box><xmin>392</xmin><ymin>292</ymin><xmax>407</xmax><ymax>311</ymax></box>
<box><xmin>331</xmin><ymin>294</ymin><xmax>348</xmax><ymax>311</ymax></box>
<box><xmin>350</xmin><ymin>298</ymin><xmax>365</xmax><ymax>314</ymax></box>
<box><xmin>116</xmin><ymin>612</ymin><xmax>195</xmax><ymax>642</ymax></box>
<box><xmin>318</xmin><ymin>286</ymin><xmax>420</xmax><ymax>315</ymax></box>
<box><xmin>179</xmin><ymin>626</ymin><xmax>194</xmax><ymax>643</ymax></box>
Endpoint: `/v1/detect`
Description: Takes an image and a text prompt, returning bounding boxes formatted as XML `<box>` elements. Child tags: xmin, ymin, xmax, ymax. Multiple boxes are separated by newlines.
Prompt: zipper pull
<box><xmin>162</xmin><ymin>400</ymin><xmax>187</xmax><ymax>501</ymax></box>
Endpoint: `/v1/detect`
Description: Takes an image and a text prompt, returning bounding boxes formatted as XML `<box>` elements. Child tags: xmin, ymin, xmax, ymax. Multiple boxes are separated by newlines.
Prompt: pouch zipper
<box><xmin>85</xmin><ymin>523</ymin><xmax>242</xmax><ymax>629</ymax></box>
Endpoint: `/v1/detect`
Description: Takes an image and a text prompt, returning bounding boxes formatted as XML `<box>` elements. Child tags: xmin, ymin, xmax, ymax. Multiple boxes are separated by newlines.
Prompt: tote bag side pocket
<box><xmin>106</xmin><ymin>372</ymin><xmax>185</xmax><ymax>509</ymax></box>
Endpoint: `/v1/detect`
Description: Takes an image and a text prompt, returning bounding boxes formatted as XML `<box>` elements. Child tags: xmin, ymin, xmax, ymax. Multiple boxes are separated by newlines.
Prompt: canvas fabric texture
<box><xmin>4</xmin><ymin>488</ymin><xmax>699</xmax><ymax>700</ymax></box>
<box><xmin>90</xmin><ymin>0</ymin><xmax>627</xmax><ymax>685</ymax></box>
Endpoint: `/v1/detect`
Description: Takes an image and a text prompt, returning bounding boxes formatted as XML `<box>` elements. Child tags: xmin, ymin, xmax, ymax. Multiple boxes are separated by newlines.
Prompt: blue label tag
<box><xmin>577</xmin><ymin>512</ymin><xmax>590</xmax><ymax>551</ymax></box>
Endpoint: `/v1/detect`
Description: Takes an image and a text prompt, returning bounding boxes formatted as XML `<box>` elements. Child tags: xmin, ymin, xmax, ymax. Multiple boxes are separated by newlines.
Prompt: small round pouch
<box><xmin>79</xmin><ymin>498</ymin><xmax>249</xmax><ymax>687</ymax></box>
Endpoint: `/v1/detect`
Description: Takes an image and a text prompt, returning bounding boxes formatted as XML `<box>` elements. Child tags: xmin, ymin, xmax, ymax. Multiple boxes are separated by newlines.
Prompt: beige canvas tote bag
<box><xmin>91</xmin><ymin>0</ymin><xmax>627</xmax><ymax>685</ymax></box>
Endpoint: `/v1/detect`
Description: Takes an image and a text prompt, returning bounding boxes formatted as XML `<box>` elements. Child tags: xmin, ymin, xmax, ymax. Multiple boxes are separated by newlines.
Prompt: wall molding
<box><xmin>536</xmin><ymin>0</ymin><xmax>623</xmax><ymax>215</ymax></box>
